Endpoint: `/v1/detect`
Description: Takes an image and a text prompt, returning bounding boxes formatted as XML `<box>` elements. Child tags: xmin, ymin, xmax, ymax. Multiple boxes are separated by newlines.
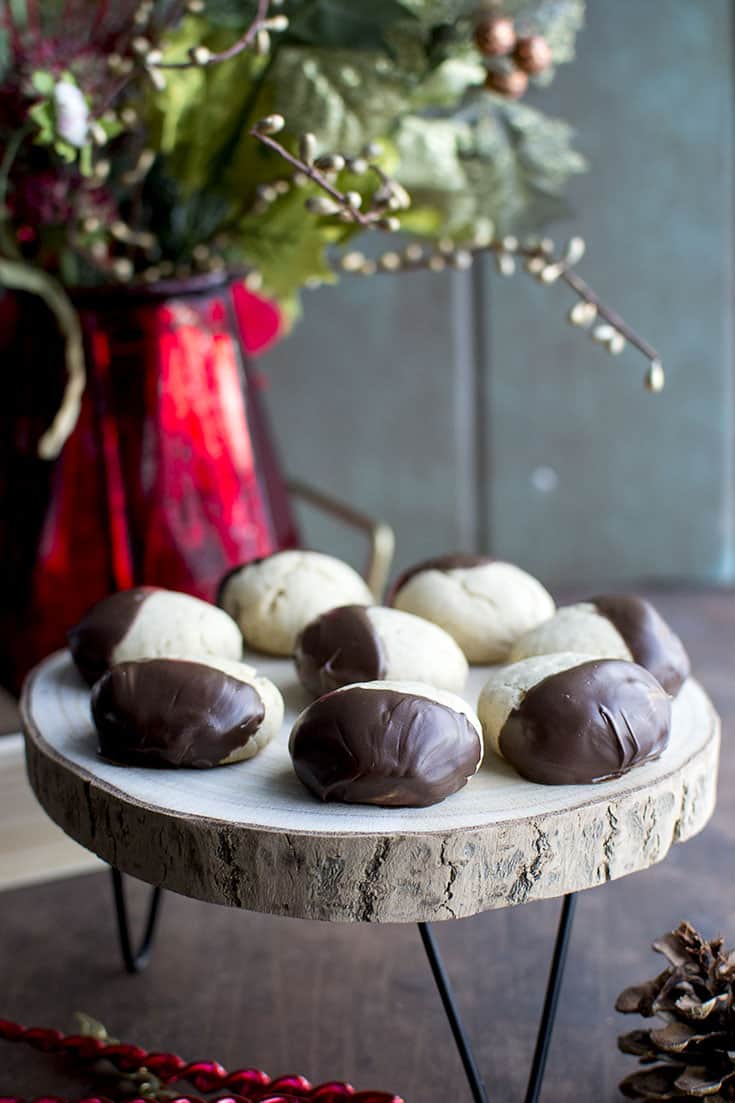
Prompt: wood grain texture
<box><xmin>483</xmin><ymin>0</ymin><xmax>735</xmax><ymax>584</ymax></box>
<box><xmin>21</xmin><ymin>652</ymin><xmax>719</xmax><ymax>923</ymax></box>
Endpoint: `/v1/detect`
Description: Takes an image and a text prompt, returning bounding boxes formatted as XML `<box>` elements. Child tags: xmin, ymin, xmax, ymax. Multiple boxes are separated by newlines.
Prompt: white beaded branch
<box><xmin>249</xmin><ymin>117</ymin><xmax>664</xmax><ymax>393</ymax></box>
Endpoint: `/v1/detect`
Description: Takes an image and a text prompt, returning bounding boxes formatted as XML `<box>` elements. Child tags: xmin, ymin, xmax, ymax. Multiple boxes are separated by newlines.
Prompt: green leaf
<box><xmin>393</xmin><ymin>96</ymin><xmax>586</xmax><ymax>237</ymax></box>
<box><xmin>54</xmin><ymin>139</ymin><xmax>77</xmax><ymax>163</ymax></box>
<box><xmin>235</xmin><ymin>186</ymin><xmax>337</xmax><ymax>301</ymax></box>
<box><xmin>148</xmin><ymin>16</ymin><xmax>266</xmax><ymax>194</ymax></box>
<box><xmin>285</xmin><ymin>0</ymin><xmax>419</xmax><ymax>52</ymax></box>
<box><xmin>408</xmin><ymin>52</ymin><xmax>484</xmax><ymax>109</ymax></box>
<box><xmin>394</xmin><ymin>115</ymin><xmax>472</xmax><ymax>192</ymax></box>
<box><xmin>187</xmin><ymin>0</ymin><xmax>260</xmax><ymax>29</ymax></box>
<box><xmin>397</xmin><ymin>0</ymin><xmax>472</xmax><ymax>24</ymax></box>
<box><xmin>31</xmin><ymin>69</ymin><xmax>56</xmax><ymax>96</ymax></box>
<box><xmin>79</xmin><ymin>144</ymin><xmax>93</xmax><ymax>176</ymax></box>
<box><xmin>28</xmin><ymin>100</ymin><xmax>54</xmax><ymax>143</ymax></box>
<box><xmin>459</xmin><ymin>99</ymin><xmax>586</xmax><ymax>232</ymax></box>
<box><xmin>99</xmin><ymin>115</ymin><xmax>124</xmax><ymax>141</ymax></box>
<box><xmin>265</xmin><ymin>47</ymin><xmax>409</xmax><ymax>151</ymax></box>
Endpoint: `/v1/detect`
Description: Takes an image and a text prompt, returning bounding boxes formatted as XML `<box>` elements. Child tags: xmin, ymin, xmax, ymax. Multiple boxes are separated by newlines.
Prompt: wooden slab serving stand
<box><xmin>20</xmin><ymin>648</ymin><xmax>720</xmax><ymax>1103</ymax></box>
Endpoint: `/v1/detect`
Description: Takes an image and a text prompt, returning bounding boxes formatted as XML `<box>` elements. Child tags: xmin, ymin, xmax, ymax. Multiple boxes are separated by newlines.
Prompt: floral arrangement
<box><xmin>1</xmin><ymin>0</ymin><xmax>662</xmax><ymax>454</ymax></box>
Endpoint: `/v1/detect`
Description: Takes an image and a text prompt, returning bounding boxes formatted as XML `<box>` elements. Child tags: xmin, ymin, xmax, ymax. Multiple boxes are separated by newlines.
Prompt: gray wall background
<box><xmin>261</xmin><ymin>0</ymin><xmax>735</xmax><ymax>587</ymax></box>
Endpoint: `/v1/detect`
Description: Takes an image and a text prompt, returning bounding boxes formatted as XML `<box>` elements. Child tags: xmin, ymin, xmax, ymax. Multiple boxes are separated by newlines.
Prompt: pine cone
<box><xmin>616</xmin><ymin>922</ymin><xmax>735</xmax><ymax>1100</ymax></box>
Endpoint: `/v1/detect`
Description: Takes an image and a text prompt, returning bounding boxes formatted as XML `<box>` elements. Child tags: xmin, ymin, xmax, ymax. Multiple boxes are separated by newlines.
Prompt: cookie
<box><xmin>294</xmin><ymin>604</ymin><xmax>468</xmax><ymax>697</ymax></box>
<box><xmin>289</xmin><ymin>680</ymin><xmax>483</xmax><ymax>807</ymax></box>
<box><xmin>68</xmin><ymin>587</ymin><xmax>243</xmax><ymax>685</ymax></box>
<box><xmin>389</xmin><ymin>554</ymin><xmax>555</xmax><ymax>663</ymax></box>
<box><xmin>509</xmin><ymin>594</ymin><xmax>689</xmax><ymax>696</ymax></box>
<box><xmin>218</xmin><ymin>550</ymin><xmax>373</xmax><ymax>657</ymax></box>
<box><xmin>91</xmin><ymin>656</ymin><xmax>284</xmax><ymax>768</ymax></box>
<box><xmin>477</xmin><ymin>652</ymin><xmax>671</xmax><ymax>785</ymax></box>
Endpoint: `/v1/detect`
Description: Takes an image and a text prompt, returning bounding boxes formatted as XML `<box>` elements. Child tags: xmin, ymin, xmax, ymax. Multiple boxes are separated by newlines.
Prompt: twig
<box><xmin>154</xmin><ymin>0</ymin><xmax>275</xmax><ymax>69</ymax></box>
<box><xmin>340</xmin><ymin>235</ymin><xmax>664</xmax><ymax>389</ymax></box>
<box><xmin>248</xmin><ymin>115</ymin><xmax>661</xmax><ymax>389</ymax></box>
<box><xmin>558</xmin><ymin>263</ymin><xmax>660</xmax><ymax>366</ymax></box>
<box><xmin>407</xmin><ymin>240</ymin><xmax>659</xmax><ymax>367</ymax></box>
<box><xmin>250</xmin><ymin>125</ymin><xmax>402</xmax><ymax>230</ymax></box>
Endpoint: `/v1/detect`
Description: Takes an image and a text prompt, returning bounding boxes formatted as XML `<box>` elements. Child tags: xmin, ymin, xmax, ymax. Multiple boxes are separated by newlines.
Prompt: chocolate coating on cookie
<box><xmin>289</xmin><ymin>686</ymin><xmax>482</xmax><ymax>807</ymax></box>
<box><xmin>592</xmin><ymin>595</ymin><xmax>690</xmax><ymax>696</ymax></box>
<box><xmin>216</xmin><ymin>555</ymin><xmax>266</xmax><ymax>608</ymax></box>
<box><xmin>294</xmin><ymin>605</ymin><xmax>386</xmax><ymax>696</ymax></box>
<box><xmin>91</xmin><ymin>658</ymin><xmax>265</xmax><ymax>768</ymax></box>
<box><xmin>388</xmin><ymin>554</ymin><xmax>492</xmax><ymax>603</ymax></box>
<box><xmin>499</xmin><ymin>659</ymin><xmax>671</xmax><ymax>785</ymax></box>
<box><xmin>68</xmin><ymin>587</ymin><xmax>156</xmax><ymax>685</ymax></box>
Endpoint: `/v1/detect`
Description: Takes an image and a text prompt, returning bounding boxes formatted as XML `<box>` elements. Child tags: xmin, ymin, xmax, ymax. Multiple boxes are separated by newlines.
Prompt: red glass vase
<box><xmin>0</xmin><ymin>274</ymin><xmax>298</xmax><ymax>692</ymax></box>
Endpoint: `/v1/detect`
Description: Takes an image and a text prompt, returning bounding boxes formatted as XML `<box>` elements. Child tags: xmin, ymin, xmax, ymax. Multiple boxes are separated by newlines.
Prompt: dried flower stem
<box><xmin>155</xmin><ymin>0</ymin><xmax>274</xmax><ymax>69</ymax></box>
<box><xmin>388</xmin><ymin>238</ymin><xmax>663</xmax><ymax>385</ymax></box>
<box><xmin>249</xmin><ymin>127</ymin><xmax>392</xmax><ymax>229</ymax></box>
<box><xmin>557</xmin><ymin>262</ymin><xmax>660</xmax><ymax>367</ymax></box>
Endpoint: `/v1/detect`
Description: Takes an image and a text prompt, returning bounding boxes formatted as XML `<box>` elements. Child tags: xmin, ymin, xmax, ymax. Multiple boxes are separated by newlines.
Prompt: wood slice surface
<box><xmin>21</xmin><ymin>651</ymin><xmax>719</xmax><ymax>924</ymax></box>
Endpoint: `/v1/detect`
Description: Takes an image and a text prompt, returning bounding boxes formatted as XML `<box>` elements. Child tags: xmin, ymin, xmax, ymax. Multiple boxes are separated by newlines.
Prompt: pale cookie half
<box><xmin>478</xmin><ymin>652</ymin><xmax>671</xmax><ymax>785</ymax></box>
<box><xmin>390</xmin><ymin>554</ymin><xmax>555</xmax><ymax>663</ymax></box>
<box><xmin>294</xmin><ymin>604</ymin><xmax>468</xmax><ymax>697</ymax></box>
<box><xmin>509</xmin><ymin>595</ymin><xmax>690</xmax><ymax>696</ymax></box>
<box><xmin>219</xmin><ymin>550</ymin><xmax>373</xmax><ymax>656</ymax></box>
<box><xmin>68</xmin><ymin>587</ymin><xmax>243</xmax><ymax>686</ymax></box>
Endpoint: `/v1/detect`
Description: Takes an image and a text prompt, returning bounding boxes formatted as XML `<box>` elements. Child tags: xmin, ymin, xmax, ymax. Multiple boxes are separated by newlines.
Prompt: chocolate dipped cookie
<box><xmin>478</xmin><ymin>652</ymin><xmax>671</xmax><ymax>785</ymax></box>
<box><xmin>509</xmin><ymin>594</ymin><xmax>690</xmax><ymax>696</ymax></box>
<box><xmin>91</xmin><ymin>656</ymin><xmax>284</xmax><ymax>768</ymax></box>
<box><xmin>388</xmin><ymin>554</ymin><xmax>555</xmax><ymax>663</ymax></box>
<box><xmin>218</xmin><ymin>550</ymin><xmax>373</xmax><ymax>657</ymax></box>
<box><xmin>294</xmin><ymin>604</ymin><xmax>468</xmax><ymax>697</ymax></box>
<box><xmin>289</xmin><ymin>680</ymin><xmax>483</xmax><ymax>807</ymax></box>
<box><xmin>68</xmin><ymin>587</ymin><xmax>243</xmax><ymax>685</ymax></box>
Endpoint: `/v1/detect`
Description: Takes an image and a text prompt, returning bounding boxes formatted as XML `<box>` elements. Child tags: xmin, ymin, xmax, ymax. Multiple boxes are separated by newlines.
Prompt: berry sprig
<box><xmin>474</xmin><ymin>11</ymin><xmax>553</xmax><ymax>100</ymax></box>
<box><xmin>146</xmin><ymin>0</ymin><xmax>289</xmax><ymax>77</ymax></box>
<box><xmin>339</xmin><ymin>228</ymin><xmax>664</xmax><ymax>392</ymax></box>
<box><xmin>248</xmin><ymin>117</ymin><xmax>663</xmax><ymax>391</ymax></box>
<box><xmin>250</xmin><ymin>117</ymin><xmax>410</xmax><ymax>232</ymax></box>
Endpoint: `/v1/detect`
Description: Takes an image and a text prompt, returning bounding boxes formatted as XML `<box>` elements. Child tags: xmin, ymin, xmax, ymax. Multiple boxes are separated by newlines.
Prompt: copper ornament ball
<box><xmin>473</xmin><ymin>15</ymin><xmax>517</xmax><ymax>57</ymax></box>
<box><xmin>484</xmin><ymin>66</ymin><xmax>529</xmax><ymax>100</ymax></box>
<box><xmin>514</xmin><ymin>34</ymin><xmax>553</xmax><ymax>75</ymax></box>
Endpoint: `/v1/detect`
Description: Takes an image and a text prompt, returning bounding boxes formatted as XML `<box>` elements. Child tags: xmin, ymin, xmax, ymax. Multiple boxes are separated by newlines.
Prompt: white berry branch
<box><xmin>249</xmin><ymin>116</ymin><xmax>409</xmax><ymax>231</ymax></box>
<box><xmin>339</xmin><ymin>231</ymin><xmax>665</xmax><ymax>391</ymax></box>
<box><xmin>148</xmin><ymin>0</ymin><xmax>287</xmax><ymax>72</ymax></box>
<box><xmin>247</xmin><ymin>116</ymin><xmax>662</xmax><ymax>390</ymax></box>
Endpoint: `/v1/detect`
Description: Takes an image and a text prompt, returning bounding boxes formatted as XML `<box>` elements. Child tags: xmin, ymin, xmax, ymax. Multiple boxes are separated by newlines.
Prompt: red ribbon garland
<box><xmin>0</xmin><ymin>1020</ymin><xmax>403</xmax><ymax>1103</ymax></box>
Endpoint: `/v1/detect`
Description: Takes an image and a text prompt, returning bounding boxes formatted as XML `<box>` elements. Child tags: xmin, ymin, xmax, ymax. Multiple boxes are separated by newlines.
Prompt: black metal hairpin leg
<box><xmin>523</xmin><ymin>893</ymin><xmax>577</xmax><ymax>1103</ymax></box>
<box><xmin>419</xmin><ymin>893</ymin><xmax>577</xmax><ymax>1103</ymax></box>
<box><xmin>110</xmin><ymin>867</ymin><xmax>164</xmax><ymax>975</ymax></box>
<box><xmin>418</xmin><ymin>922</ymin><xmax>490</xmax><ymax>1103</ymax></box>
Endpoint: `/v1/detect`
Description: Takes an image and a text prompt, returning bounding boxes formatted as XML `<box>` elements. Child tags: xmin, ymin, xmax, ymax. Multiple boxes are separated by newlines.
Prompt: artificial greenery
<box><xmin>0</xmin><ymin>0</ymin><xmax>587</xmax><ymax>303</ymax></box>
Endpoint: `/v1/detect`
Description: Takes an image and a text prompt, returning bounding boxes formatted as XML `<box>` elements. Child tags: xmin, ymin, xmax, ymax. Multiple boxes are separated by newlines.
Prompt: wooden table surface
<box><xmin>2</xmin><ymin>588</ymin><xmax>733</xmax><ymax>1101</ymax></box>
